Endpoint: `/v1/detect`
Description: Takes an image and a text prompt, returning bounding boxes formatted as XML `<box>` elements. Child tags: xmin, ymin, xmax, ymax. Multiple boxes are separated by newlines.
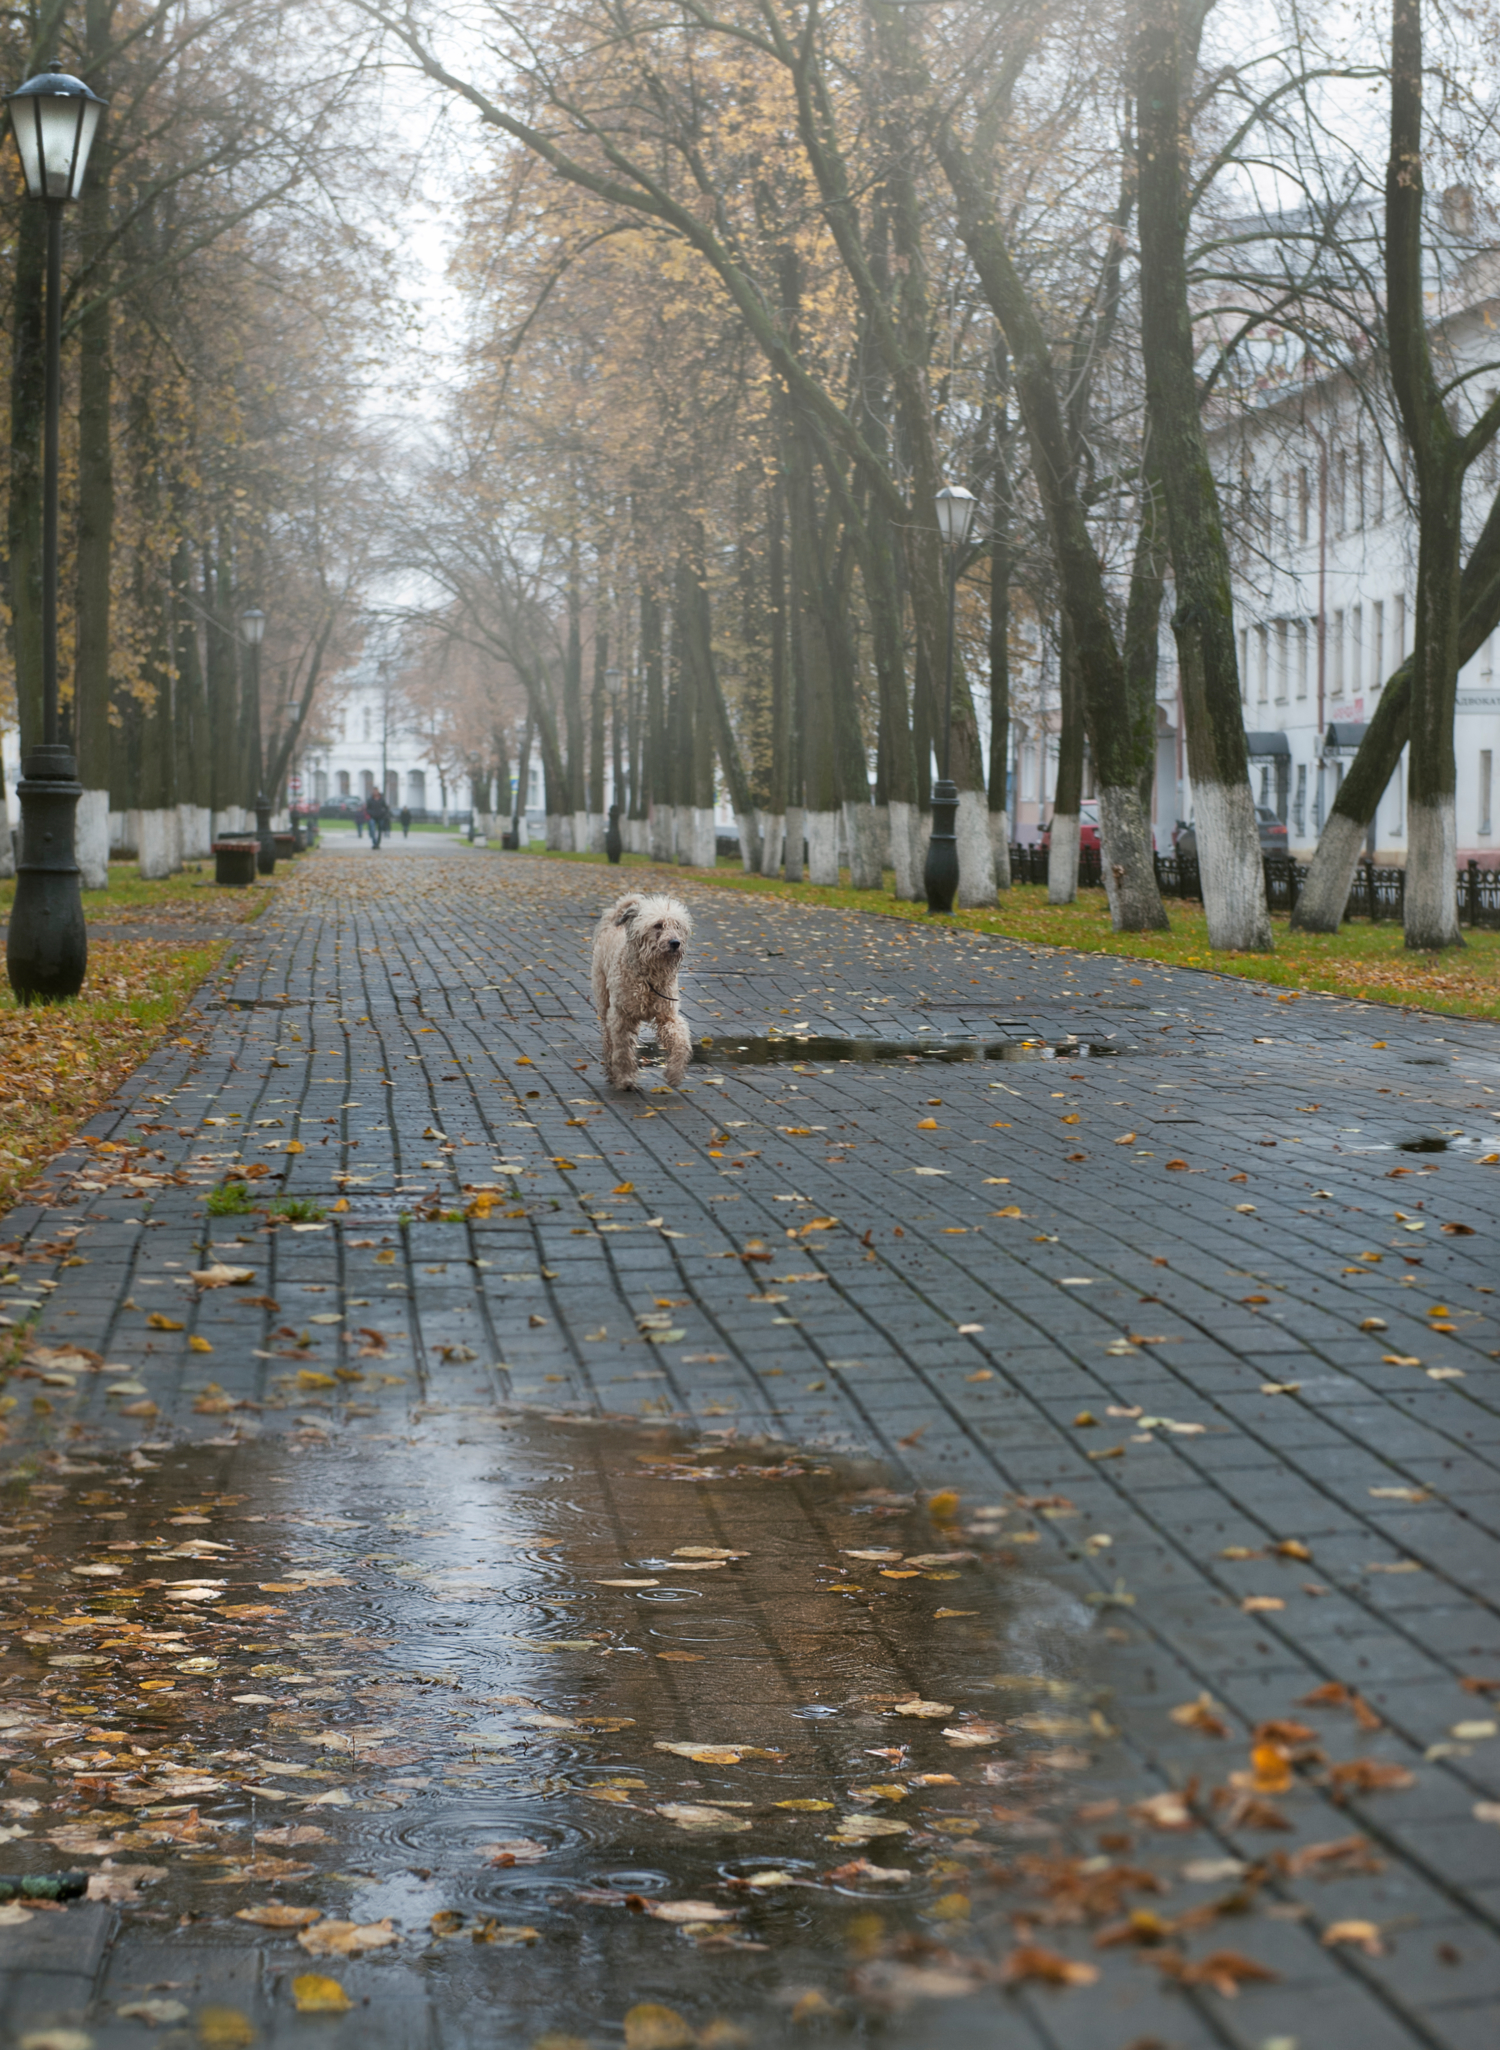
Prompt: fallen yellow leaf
<box><xmin>292</xmin><ymin>1974</ymin><xmax>353</xmax><ymax>2014</ymax></box>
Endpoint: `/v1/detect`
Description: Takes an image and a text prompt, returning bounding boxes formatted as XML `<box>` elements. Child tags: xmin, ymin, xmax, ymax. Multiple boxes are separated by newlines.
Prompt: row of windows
<box><xmin>1240</xmin><ymin>597</ymin><xmax>1409</xmax><ymax>705</ymax></box>
<box><xmin>311</xmin><ymin>769</ymin><xmax>427</xmax><ymax>804</ymax></box>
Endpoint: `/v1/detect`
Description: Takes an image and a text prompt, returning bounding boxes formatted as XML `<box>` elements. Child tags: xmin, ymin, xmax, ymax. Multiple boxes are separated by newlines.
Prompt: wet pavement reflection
<box><xmin>0</xmin><ymin>1416</ymin><xmax>1107</xmax><ymax>2046</ymax></box>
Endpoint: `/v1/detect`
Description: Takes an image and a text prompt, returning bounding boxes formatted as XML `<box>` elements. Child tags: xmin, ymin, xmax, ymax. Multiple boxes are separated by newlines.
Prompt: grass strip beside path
<box><xmin>518</xmin><ymin>847</ymin><xmax>1500</xmax><ymax>1022</ymax></box>
<box><xmin>0</xmin><ymin>862</ymin><xmax>270</xmax><ymax>1214</ymax></box>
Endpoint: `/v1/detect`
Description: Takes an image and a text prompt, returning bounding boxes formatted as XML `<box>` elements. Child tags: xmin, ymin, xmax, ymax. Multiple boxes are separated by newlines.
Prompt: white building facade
<box><xmin>1213</xmin><ymin>285</ymin><xmax>1500</xmax><ymax>864</ymax></box>
<box><xmin>299</xmin><ymin>678</ymin><xmax>447</xmax><ymax>819</ymax></box>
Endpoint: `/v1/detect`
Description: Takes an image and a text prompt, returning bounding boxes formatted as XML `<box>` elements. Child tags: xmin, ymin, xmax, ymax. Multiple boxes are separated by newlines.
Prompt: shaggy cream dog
<box><xmin>591</xmin><ymin>891</ymin><xmax>694</xmax><ymax>1089</ymax></box>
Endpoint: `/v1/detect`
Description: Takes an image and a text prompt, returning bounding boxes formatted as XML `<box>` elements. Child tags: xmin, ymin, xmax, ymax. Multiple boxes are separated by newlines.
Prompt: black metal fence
<box><xmin>1008</xmin><ymin>844</ymin><xmax>1500</xmax><ymax>929</ymax></box>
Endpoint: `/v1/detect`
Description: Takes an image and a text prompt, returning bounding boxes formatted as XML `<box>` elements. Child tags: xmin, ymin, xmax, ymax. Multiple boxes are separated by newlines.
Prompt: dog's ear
<box><xmin>613</xmin><ymin>895</ymin><xmax>642</xmax><ymax>927</ymax></box>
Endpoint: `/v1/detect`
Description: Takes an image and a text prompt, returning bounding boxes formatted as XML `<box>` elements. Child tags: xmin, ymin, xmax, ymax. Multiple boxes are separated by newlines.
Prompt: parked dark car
<box><xmin>1174</xmin><ymin>807</ymin><xmax>1287</xmax><ymax>859</ymax></box>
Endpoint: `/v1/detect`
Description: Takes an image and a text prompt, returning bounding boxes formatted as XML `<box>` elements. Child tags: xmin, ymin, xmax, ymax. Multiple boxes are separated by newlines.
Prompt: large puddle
<box><xmin>692</xmin><ymin>1036</ymin><xmax>1124</xmax><ymax>1066</ymax></box>
<box><xmin>0</xmin><ymin>1421</ymin><xmax>1106</xmax><ymax>2045</ymax></box>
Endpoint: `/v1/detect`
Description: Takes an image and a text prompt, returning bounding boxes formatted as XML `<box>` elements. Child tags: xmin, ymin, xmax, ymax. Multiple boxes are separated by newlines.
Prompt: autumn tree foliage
<box><xmin>0</xmin><ymin>0</ymin><xmax>389</xmax><ymax>875</ymax></box>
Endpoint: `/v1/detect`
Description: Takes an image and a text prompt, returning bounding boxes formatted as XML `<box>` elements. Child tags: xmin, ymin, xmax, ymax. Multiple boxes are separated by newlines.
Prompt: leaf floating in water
<box><xmin>292</xmin><ymin>1975</ymin><xmax>354</xmax><ymax>2014</ymax></box>
<box><xmin>297</xmin><ymin>1918</ymin><xmax>398</xmax><ymax>1956</ymax></box>
<box><xmin>624</xmin><ymin>2007</ymin><xmax>696</xmax><ymax>2050</ymax></box>
<box><xmin>890</xmin><ymin>1699</ymin><xmax>954</xmax><ymax>1720</ymax></box>
<box><xmin>235</xmin><ymin>1903</ymin><xmax>323</xmax><ymax>1928</ymax></box>
<box><xmin>655</xmin><ymin>1803</ymin><xmax>753</xmax><ymax>1834</ymax></box>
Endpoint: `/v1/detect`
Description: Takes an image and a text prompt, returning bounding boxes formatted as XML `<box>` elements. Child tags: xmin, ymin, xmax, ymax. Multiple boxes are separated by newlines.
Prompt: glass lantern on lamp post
<box><xmin>604</xmin><ymin>666</ymin><xmax>624</xmax><ymax>862</ymax></box>
<box><xmin>923</xmin><ymin>484</ymin><xmax>978</xmax><ymax>914</ymax></box>
<box><xmin>5</xmin><ymin>62</ymin><xmax>108</xmax><ymax>1003</ymax></box>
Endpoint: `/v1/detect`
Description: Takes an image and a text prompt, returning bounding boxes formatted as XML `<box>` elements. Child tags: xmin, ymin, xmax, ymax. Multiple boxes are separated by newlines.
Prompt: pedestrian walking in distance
<box><xmin>399</xmin><ymin>806</ymin><xmax>412</xmax><ymax>839</ymax></box>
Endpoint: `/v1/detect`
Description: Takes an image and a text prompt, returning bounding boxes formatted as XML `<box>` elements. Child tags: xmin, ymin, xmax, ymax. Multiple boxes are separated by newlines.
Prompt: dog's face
<box><xmin>616</xmin><ymin>893</ymin><xmax>692</xmax><ymax>966</ymax></box>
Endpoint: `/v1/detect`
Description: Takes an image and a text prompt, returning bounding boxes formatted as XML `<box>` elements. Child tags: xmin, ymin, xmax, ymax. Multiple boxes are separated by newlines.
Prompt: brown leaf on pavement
<box><xmin>1000</xmin><ymin>1943</ymin><xmax>1099</xmax><ymax>1987</ymax></box>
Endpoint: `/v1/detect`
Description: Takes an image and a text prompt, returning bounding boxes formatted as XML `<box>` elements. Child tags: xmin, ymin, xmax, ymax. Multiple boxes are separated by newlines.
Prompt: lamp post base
<box><xmin>6</xmin><ymin>743</ymin><xmax>87</xmax><ymax>1003</ymax></box>
<box><xmin>254</xmin><ymin>793</ymin><xmax>276</xmax><ymax>876</ymax></box>
<box><xmin>923</xmin><ymin>779</ymin><xmax>960</xmax><ymax>914</ymax></box>
<box><xmin>605</xmin><ymin>804</ymin><xmax>623</xmax><ymax>864</ymax></box>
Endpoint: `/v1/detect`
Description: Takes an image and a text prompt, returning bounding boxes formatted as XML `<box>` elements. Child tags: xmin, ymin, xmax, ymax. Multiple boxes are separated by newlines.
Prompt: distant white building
<box><xmin>1210</xmin><ymin>207</ymin><xmax>1500</xmax><ymax>862</ymax></box>
<box><xmin>299</xmin><ymin>675</ymin><xmax>447</xmax><ymax>818</ymax></box>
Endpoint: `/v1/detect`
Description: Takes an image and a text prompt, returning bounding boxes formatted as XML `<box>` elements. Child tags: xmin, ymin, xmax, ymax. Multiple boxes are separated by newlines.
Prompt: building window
<box><xmin>407</xmin><ymin>770</ymin><xmax>426</xmax><ymax>808</ymax></box>
<box><xmin>1020</xmin><ymin>745</ymin><xmax>1036</xmax><ymax>801</ymax></box>
<box><xmin>1294</xmin><ymin>762</ymin><xmax>1307</xmax><ymax>836</ymax></box>
<box><xmin>1275</xmin><ymin>618</ymin><xmax>1289</xmax><ymax>701</ymax></box>
<box><xmin>336</xmin><ymin>770</ymin><xmax>350</xmax><ymax>797</ymax></box>
<box><xmin>1351</xmin><ymin>604</ymin><xmax>1362</xmax><ymax>695</ymax></box>
<box><xmin>1395</xmin><ymin>594</ymin><xmax>1407</xmax><ymax>660</ymax></box>
<box><xmin>1372</xmin><ymin>600</ymin><xmax>1384</xmax><ymax>691</ymax></box>
<box><xmin>363</xmin><ymin>708</ymin><xmax>372</xmax><ymax>742</ymax></box>
<box><xmin>1239</xmin><ymin>628</ymin><xmax>1250</xmax><ymax>703</ymax></box>
<box><xmin>1296</xmin><ymin>619</ymin><xmax>1309</xmax><ymax>699</ymax></box>
<box><xmin>1332</xmin><ymin>610</ymin><xmax>1345</xmax><ymax>696</ymax></box>
<box><xmin>1256</xmin><ymin>624</ymin><xmax>1269</xmax><ymax>703</ymax></box>
<box><xmin>1482</xmin><ymin>750</ymin><xmax>1494</xmax><ymax>836</ymax></box>
<box><xmin>1298</xmin><ymin>466</ymin><xmax>1310</xmax><ymax>541</ymax></box>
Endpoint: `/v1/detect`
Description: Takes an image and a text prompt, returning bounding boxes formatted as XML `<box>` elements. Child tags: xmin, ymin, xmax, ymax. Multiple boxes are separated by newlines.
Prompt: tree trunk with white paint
<box><xmin>76</xmin><ymin>789</ymin><xmax>110</xmax><ymax>889</ymax></box>
<box><xmin>807</xmin><ymin>810</ymin><xmax>840</xmax><ymax>885</ymax></box>
<box><xmin>1048</xmin><ymin>813</ymin><xmax>1080</xmax><ymax>905</ymax></box>
<box><xmin>784</xmin><ymin>805</ymin><xmax>805</xmax><ymax>883</ymax></box>
<box><xmin>955</xmin><ymin>788</ymin><xmax>998</xmax><ymax>906</ymax></box>
<box><xmin>758</xmin><ymin>811</ymin><xmax>784</xmax><ymax>876</ymax></box>
<box><xmin>889</xmin><ymin>800</ymin><xmax>920</xmax><ymax>901</ymax></box>
<box><xmin>1099</xmin><ymin>785</ymin><xmax>1168</xmax><ymax>931</ymax></box>
<box><xmin>845</xmin><ymin>800</ymin><xmax>884</xmax><ymax>889</ymax></box>
<box><xmin>1136</xmin><ymin>1</ymin><xmax>1267</xmax><ymax>949</ymax></box>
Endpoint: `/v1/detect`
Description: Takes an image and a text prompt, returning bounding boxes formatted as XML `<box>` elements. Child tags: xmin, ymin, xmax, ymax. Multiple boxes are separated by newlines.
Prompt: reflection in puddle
<box><xmin>692</xmin><ymin>1035</ymin><xmax>1123</xmax><ymax>1066</ymax></box>
<box><xmin>0</xmin><ymin>1422</ymin><xmax>1106</xmax><ymax>2042</ymax></box>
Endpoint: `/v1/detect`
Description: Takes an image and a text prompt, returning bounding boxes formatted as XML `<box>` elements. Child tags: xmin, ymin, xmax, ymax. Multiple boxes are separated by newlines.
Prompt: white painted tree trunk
<box><xmin>889</xmin><ymin>801</ymin><xmax>920</xmax><ymax>900</ymax></box>
<box><xmin>545</xmin><ymin>813</ymin><xmax>565</xmax><ymax>850</ymax></box>
<box><xmin>734</xmin><ymin>810</ymin><xmax>760</xmax><ymax>872</ymax></box>
<box><xmin>955</xmin><ymin>789</ymin><xmax>998</xmax><ymax>907</ymax></box>
<box><xmin>1048</xmin><ymin>812</ymin><xmax>1081</xmax><ymax>904</ymax></box>
<box><xmin>1290</xmin><ymin>811</ymin><xmax>1366</xmax><ymax>933</ymax></box>
<box><xmin>1194</xmin><ymin>781</ymin><xmax>1273</xmax><ymax>950</ymax></box>
<box><xmin>807</xmin><ymin>809</ymin><xmax>840</xmax><ymax>884</ymax></box>
<box><xmin>784</xmin><ymin>805</ymin><xmax>805</xmax><ymax>882</ymax></box>
<box><xmin>178</xmin><ymin>803</ymin><xmax>213</xmax><ymax>862</ymax></box>
<box><xmin>989</xmin><ymin>809</ymin><xmax>1012</xmax><ymax>890</ymax></box>
<box><xmin>844</xmin><ymin>801</ymin><xmax>884</xmax><ymax>889</ymax></box>
<box><xmin>135</xmin><ymin>808</ymin><xmax>180</xmax><ymax>880</ymax></box>
<box><xmin>76</xmin><ymin>789</ymin><xmax>110</xmax><ymax>888</ymax></box>
<box><xmin>913</xmin><ymin>809</ymin><xmax>932</xmax><ymax>888</ymax></box>
<box><xmin>688</xmin><ymin>806</ymin><xmax>716</xmax><ymax>868</ymax></box>
<box><xmin>0</xmin><ymin>793</ymin><xmax>15</xmax><ymax>880</ymax></box>
<box><xmin>111</xmin><ymin>810</ymin><xmax>134</xmax><ymax>856</ymax></box>
<box><xmin>1098</xmin><ymin>784</ymin><xmax>1169</xmax><ymax>931</ymax></box>
<box><xmin>757</xmin><ymin>811</ymin><xmax>784</xmax><ymax>876</ymax></box>
<box><xmin>571</xmin><ymin>809</ymin><xmax>590</xmax><ymax>856</ymax></box>
<box><xmin>870</xmin><ymin>803</ymin><xmax>891</xmax><ymax>873</ymax></box>
<box><xmin>1404</xmin><ymin>797</ymin><xmax>1462</xmax><ymax>948</ymax></box>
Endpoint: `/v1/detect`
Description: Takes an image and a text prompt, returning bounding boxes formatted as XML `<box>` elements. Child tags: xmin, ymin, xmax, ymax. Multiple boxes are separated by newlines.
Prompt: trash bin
<box><xmin>213</xmin><ymin>839</ymin><xmax>258</xmax><ymax>886</ymax></box>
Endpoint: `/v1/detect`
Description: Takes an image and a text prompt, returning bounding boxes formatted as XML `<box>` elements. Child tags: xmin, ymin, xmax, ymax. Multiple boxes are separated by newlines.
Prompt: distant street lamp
<box><xmin>604</xmin><ymin>665</ymin><xmax>624</xmax><ymax>863</ymax></box>
<box><xmin>4</xmin><ymin>62</ymin><xmax>107</xmax><ymax>1003</ymax></box>
<box><xmin>923</xmin><ymin>484</ymin><xmax>978</xmax><ymax>914</ymax></box>
<box><xmin>240</xmin><ymin>607</ymin><xmax>274</xmax><ymax>875</ymax></box>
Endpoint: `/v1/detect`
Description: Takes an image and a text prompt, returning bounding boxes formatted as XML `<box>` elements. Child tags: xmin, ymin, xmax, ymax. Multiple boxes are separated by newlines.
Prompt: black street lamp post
<box><xmin>4</xmin><ymin>63</ymin><xmax>107</xmax><ymax>1003</ymax></box>
<box><xmin>240</xmin><ymin>608</ymin><xmax>275</xmax><ymax>876</ymax></box>
<box><xmin>923</xmin><ymin>484</ymin><xmax>978</xmax><ymax>915</ymax></box>
<box><xmin>604</xmin><ymin>666</ymin><xmax>623</xmax><ymax>862</ymax></box>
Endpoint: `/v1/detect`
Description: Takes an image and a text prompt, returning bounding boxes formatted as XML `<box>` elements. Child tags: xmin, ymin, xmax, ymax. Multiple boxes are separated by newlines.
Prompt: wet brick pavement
<box><xmin>1</xmin><ymin>840</ymin><xmax>1498</xmax><ymax>2047</ymax></box>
